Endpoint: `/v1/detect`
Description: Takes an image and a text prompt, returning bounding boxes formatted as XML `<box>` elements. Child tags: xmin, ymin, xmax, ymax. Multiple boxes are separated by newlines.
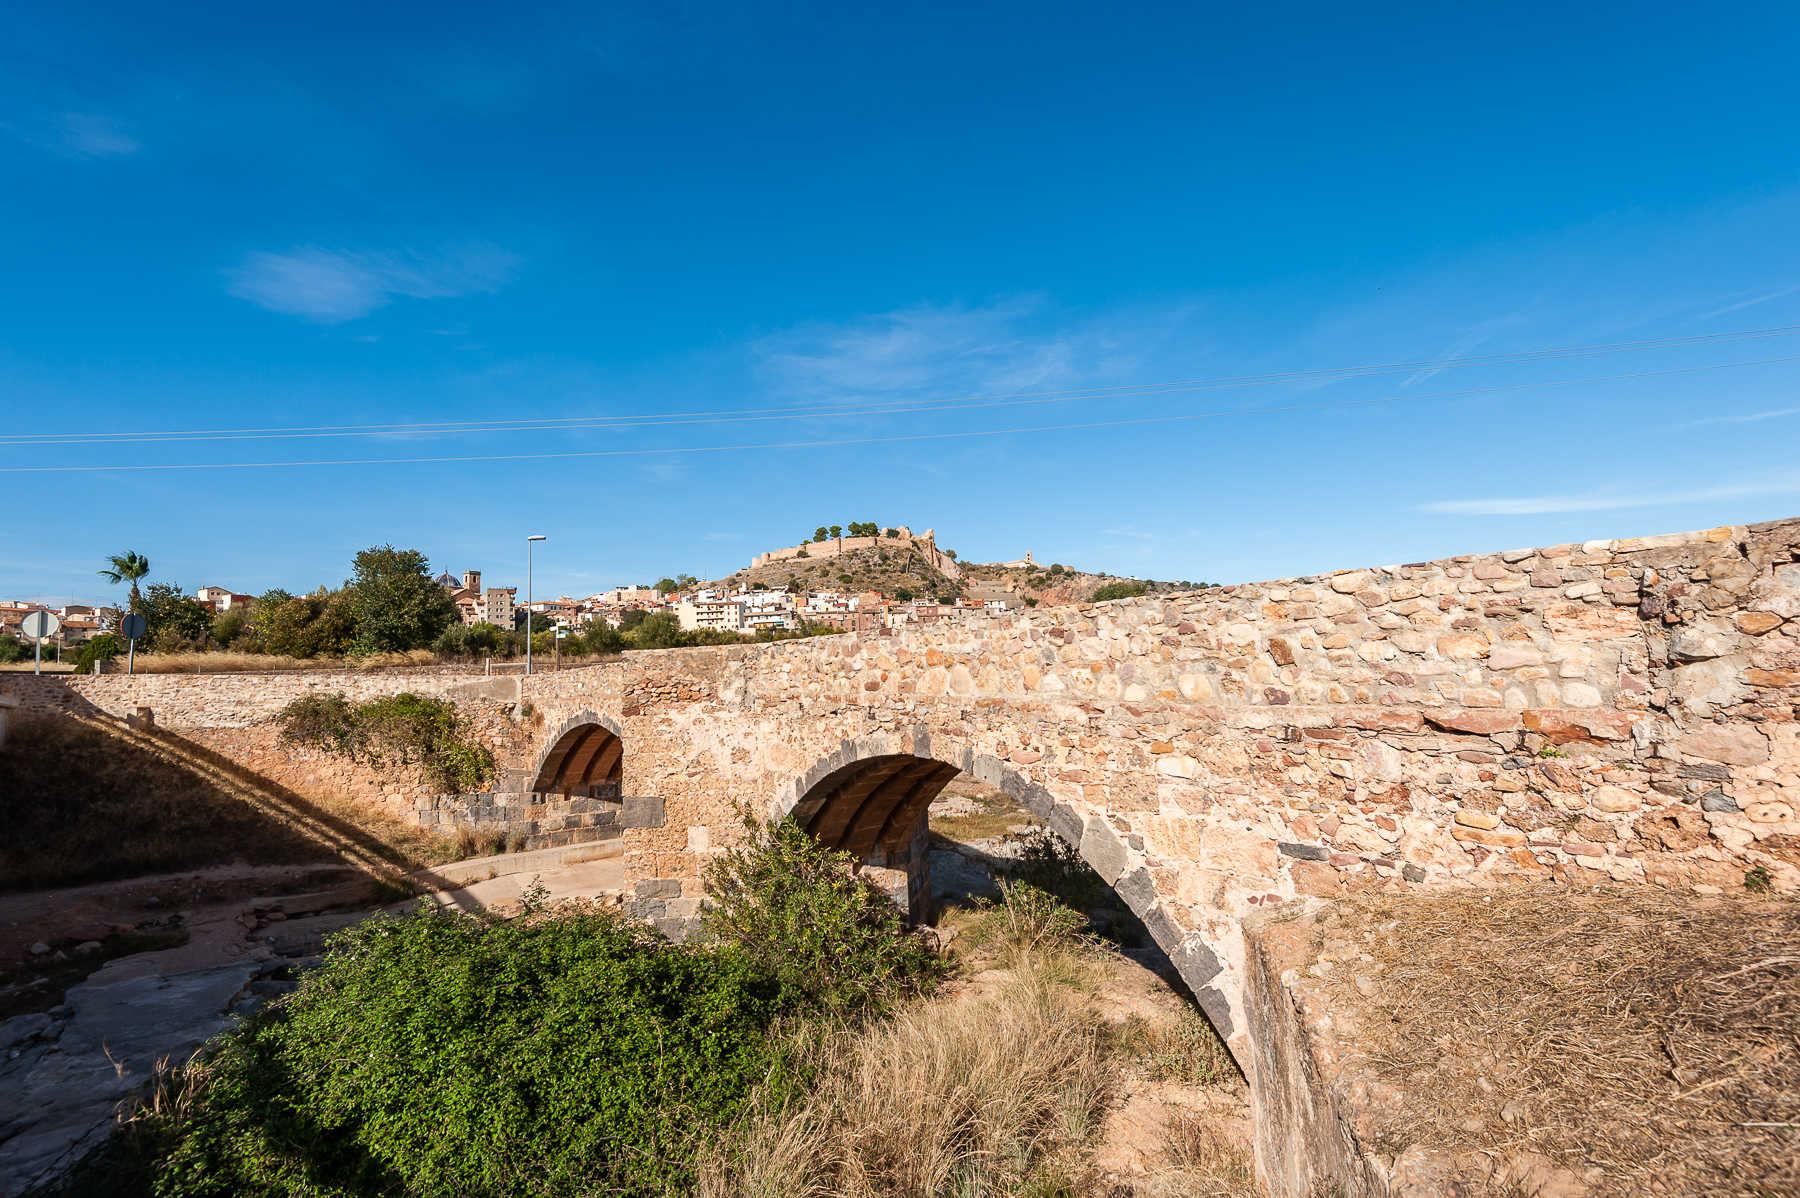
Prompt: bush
<box><xmin>1090</xmin><ymin>580</ymin><xmax>1148</xmax><ymax>602</ymax></box>
<box><xmin>969</xmin><ymin>879</ymin><xmax>1089</xmax><ymax>955</ymax></box>
<box><xmin>1012</xmin><ymin>827</ymin><xmax>1106</xmax><ymax>912</ymax></box>
<box><xmin>103</xmin><ymin>901</ymin><xmax>796</xmax><ymax>1198</ymax></box>
<box><xmin>702</xmin><ymin>816</ymin><xmax>939</xmax><ymax>1017</ymax></box>
<box><xmin>0</xmin><ymin>637</ymin><xmax>24</xmax><ymax>664</ymax></box>
<box><xmin>73</xmin><ymin>634</ymin><xmax>123</xmax><ymax>673</ymax></box>
<box><xmin>275</xmin><ymin>692</ymin><xmax>361</xmax><ymax>757</ymax></box>
<box><xmin>276</xmin><ymin>693</ymin><xmax>494</xmax><ymax>792</ymax></box>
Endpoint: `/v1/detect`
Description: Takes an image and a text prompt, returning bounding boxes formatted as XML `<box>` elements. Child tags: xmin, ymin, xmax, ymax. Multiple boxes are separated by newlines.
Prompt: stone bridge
<box><xmin>8</xmin><ymin>519</ymin><xmax>1799</xmax><ymax>1066</ymax></box>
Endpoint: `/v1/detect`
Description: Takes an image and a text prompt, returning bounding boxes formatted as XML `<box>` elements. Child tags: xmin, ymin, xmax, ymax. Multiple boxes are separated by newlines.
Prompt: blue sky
<box><xmin>4</xmin><ymin>1</ymin><xmax>1799</xmax><ymax>604</ymax></box>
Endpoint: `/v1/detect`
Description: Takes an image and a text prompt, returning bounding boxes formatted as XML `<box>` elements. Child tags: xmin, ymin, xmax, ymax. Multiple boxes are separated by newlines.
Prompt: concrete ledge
<box><xmin>410</xmin><ymin>839</ymin><xmax>623</xmax><ymax>887</ymax></box>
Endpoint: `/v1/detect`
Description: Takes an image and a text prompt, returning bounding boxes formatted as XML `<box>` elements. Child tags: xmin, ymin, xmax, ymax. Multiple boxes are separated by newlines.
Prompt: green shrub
<box><xmin>109</xmin><ymin>901</ymin><xmax>796</xmax><ymax>1197</ymax></box>
<box><xmin>968</xmin><ymin>879</ymin><xmax>1089</xmax><ymax>955</ymax></box>
<box><xmin>274</xmin><ymin>692</ymin><xmax>361</xmax><ymax>757</ymax></box>
<box><xmin>1090</xmin><ymin>580</ymin><xmax>1148</xmax><ymax>602</ymax></box>
<box><xmin>275</xmin><ymin>693</ymin><xmax>493</xmax><ymax>792</ymax></box>
<box><xmin>73</xmin><ymin>634</ymin><xmax>123</xmax><ymax>673</ymax></box>
<box><xmin>1011</xmin><ymin>827</ymin><xmax>1105</xmax><ymax>912</ymax></box>
<box><xmin>0</xmin><ymin>637</ymin><xmax>23</xmax><ymax>664</ymax></box>
<box><xmin>702</xmin><ymin>815</ymin><xmax>940</xmax><ymax>1017</ymax></box>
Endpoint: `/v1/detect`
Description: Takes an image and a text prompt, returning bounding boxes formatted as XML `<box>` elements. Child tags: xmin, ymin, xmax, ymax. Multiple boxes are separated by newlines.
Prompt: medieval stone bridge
<box><xmin>9</xmin><ymin>519</ymin><xmax>1799</xmax><ymax>1065</ymax></box>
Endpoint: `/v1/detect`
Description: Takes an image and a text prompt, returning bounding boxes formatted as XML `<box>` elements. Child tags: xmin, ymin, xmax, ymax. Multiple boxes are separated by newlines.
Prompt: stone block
<box><xmin>1277</xmin><ymin>841</ymin><xmax>1329</xmax><ymax>861</ymax></box>
<box><xmin>1679</xmin><ymin>726</ymin><xmax>1770</xmax><ymax>766</ymax></box>
<box><xmin>620</xmin><ymin>795</ymin><xmax>666</xmax><ymax>828</ymax></box>
<box><xmin>1048</xmin><ymin>803</ymin><xmax>1084</xmax><ymax>849</ymax></box>
<box><xmin>1113</xmin><ymin>866</ymin><xmax>1156</xmax><ymax>913</ymax></box>
<box><xmin>1079</xmin><ymin>816</ymin><xmax>1129</xmax><ymax>884</ymax></box>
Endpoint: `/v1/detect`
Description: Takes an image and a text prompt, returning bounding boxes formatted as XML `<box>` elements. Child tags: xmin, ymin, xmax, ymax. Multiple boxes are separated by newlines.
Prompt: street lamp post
<box><xmin>526</xmin><ymin>535</ymin><xmax>547</xmax><ymax>675</ymax></box>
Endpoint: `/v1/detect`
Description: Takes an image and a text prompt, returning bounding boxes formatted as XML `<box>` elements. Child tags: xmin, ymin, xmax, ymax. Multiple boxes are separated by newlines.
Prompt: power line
<box><xmin>4</xmin><ymin>322</ymin><xmax>1798</xmax><ymax>448</ymax></box>
<box><xmin>3</xmin><ymin>353</ymin><xmax>1791</xmax><ymax>474</ymax></box>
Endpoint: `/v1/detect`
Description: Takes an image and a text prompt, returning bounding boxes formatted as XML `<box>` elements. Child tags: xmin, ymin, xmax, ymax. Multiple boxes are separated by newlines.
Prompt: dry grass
<box><xmin>1321</xmin><ymin>888</ymin><xmax>1800</xmax><ymax>1197</ymax></box>
<box><xmin>114</xmin><ymin>649</ymin><xmax>440</xmax><ymax>674</ymax></box>
<box><xmin>1151</xmin><ymin>1112</ymin><xmax>1260</xmax><ymax>1198</ymax></box>
<box><xmin>1112</xmin><ymin>1006</ymin><xmax>1238</xmax><ymax>1089</ymax></box>
<box><xmin>699</xmin><ymin>960</ymin><xmax>1114</xmax><ymax>1198</ymax></box>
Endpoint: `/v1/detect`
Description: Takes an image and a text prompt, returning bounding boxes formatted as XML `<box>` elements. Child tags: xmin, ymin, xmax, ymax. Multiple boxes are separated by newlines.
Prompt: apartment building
<box><xmin>676</xmin><ymin>597</ymin><xmax>745</xmax><ymax>633</ymax></box>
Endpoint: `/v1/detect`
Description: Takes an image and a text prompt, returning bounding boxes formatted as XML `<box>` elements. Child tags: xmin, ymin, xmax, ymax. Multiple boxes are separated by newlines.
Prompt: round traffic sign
<box><xmin>20</xmin><ymin>610</ymin><xmax>60</xmax><ymax>640</ymax></box>
<box><xmin>120</xmin><ymin>613</ymin><xmax>148</xmax><ymax>640</ymax></box>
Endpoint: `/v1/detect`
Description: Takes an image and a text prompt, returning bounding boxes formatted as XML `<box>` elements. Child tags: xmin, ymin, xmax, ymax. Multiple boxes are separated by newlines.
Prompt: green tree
<box><xmin>619</xmin><ymin>608</ymin><xmax>649</xmax><ymax>631</ymax></box>
<box><xmin>813</xmin><ymin>527</ymin><xmax>828</xmax><ymax>542</ymax></box>
<box><xmin>829</xmin><ymin>524</ymin><xmax>842</xmax><ymax>542</ymax></box>
<box><xmin>256</xmin><ymin>588</ymin><xmax>355</xmax><ymax>658</ymax></box>
<box><xmin>655</xmin><ymin>578</ymin><xmax>679</xmax><ymax>595</ymax></box>
<box><xmin>628</xmin><ymin>611</ymin><xmax>684</xmax><ymax>649</ymax></box>
<box><xmin>210</xmin><ymin>607</ymin><xmax>251</xmax><ymax>649</ymax></box>
<box><xmin>139</xmin><ymin>583</ymin><xmax>214</xmax><ymax>651</ymax></box>
<box><xmin>97</xmin><ymin>550</ymin><xmax>152</xmax><ymax>614</ymax></box>
<box><xmin>574</xmin><ymin>619</ymin><xmax>625</xmax><ymax>656</ymax></box>
<box><xmin>348</xmin><ymin>546</ymin><xmax>457</xmax><ymax>655</ymax></box>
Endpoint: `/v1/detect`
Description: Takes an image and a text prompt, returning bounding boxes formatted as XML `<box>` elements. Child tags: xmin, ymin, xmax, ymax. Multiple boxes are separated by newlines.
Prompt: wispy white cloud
<box><xmin>1422</xmin><ymin>477</ymin><xmax>1800</xmax><ymax>516</ymax></box>
<box><xmin>1696</xmin><ymin>283</ymin><xmax>1800</xmax><ymax>321</ymax></box>
<box><xmin>1101</xmin><ymin>526</ymin><xmax>1156</xmax><ymax>540</ymax></box>
<box><xmin>751</xmin><ymin>296</ymin><xmax>1213</xmax><ymax>411</ymax></box>
<box><xmin>754</xmin><ymin>297</ymin><xmax>1071</xmax><ymax>398</ymax></box>
<box><xmin>57</xmin><ymin>112</ymin><xmax>139</xmax><ymax>157</ymax></box>
<box><xmin>1684</xmin><ymin>406</ymin><xmax>1800</xmax><ymax>427</ymax></box>
<box><xmin>225</xmin><ymin>245</ymin><xmax>518</xmax><ymax>323</ymax></box>
<box><xmin>3</xmin><ymin>111</ymin><xmax>140</xmax><ymax>158</ymax></box>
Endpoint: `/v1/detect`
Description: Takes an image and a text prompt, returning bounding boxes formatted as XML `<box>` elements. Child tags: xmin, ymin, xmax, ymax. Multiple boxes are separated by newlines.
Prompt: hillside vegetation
<box><xmin>712</xmin><ymin>541</ymin><xmax>1203</xmax><ymax>605</ymax></box>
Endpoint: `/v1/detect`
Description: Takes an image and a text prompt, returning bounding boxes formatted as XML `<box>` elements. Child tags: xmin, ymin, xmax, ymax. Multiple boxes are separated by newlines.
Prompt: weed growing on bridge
<box><xmin>276</xmin><ymin>691</ymin><xmax>495</xmax><ymax>792</ymax></box>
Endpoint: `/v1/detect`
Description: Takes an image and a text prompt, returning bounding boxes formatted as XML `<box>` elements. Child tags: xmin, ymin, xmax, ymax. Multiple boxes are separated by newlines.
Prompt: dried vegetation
<box><xmin>1320</xmin><ymin>888</ymin><xmax>1799</xmax><ymax>1198</ymax></box>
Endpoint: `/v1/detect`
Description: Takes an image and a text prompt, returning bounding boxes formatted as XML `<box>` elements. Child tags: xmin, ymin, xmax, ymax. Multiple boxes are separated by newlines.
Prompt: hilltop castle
<box><xmin>748</xmin><ymin>525</ymin><xmax>962</xmax><ymax>581</ymax></box>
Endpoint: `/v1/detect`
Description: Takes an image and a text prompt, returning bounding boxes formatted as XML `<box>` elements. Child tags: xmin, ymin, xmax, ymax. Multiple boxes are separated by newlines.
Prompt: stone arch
<box><xmin>531</xmin><ymin>711</ymin><xmax>625</xmax><ymax>799</ymax></box>
<box><xmin>771</xmin><ymin>725</ymin><xmax>1241</xmax><ymax>1051</ymax></box>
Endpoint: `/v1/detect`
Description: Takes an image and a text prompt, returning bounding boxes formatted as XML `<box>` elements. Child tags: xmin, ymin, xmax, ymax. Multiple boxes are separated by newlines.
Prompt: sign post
<box><xmin>20</xmin><ymin>610</ymin><xmax>59</xmax><ymax>676</ymax></box>
<box><xmin>120</xmin><ymin>613</ymin><xmax>147</xmax><ymax>675</ymax></box>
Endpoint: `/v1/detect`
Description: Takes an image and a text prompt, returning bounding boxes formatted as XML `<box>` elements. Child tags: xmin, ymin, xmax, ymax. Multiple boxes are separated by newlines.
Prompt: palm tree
<box><xmin>99</xmin><ymin>550</ymin><xmax>151</xmax><ymax>613</ymax></box>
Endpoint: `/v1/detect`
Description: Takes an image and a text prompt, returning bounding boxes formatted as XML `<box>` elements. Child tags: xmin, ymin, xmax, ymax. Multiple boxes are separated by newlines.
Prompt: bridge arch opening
<box><xmin>531</xmin><ymin>712</ymin><xmax>624</xmax><ymax>799</ymax></box>
<box><xmin>773</xmin><ymin>731</ymin><xmax>1242</xmax><ymax>1053</ymax></box>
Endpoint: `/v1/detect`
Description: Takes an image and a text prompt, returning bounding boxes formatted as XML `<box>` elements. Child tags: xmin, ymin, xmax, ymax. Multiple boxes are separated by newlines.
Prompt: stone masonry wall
<box><xmin>6</xmin><ymin>518</ymin><xmax>1797</xmax><ymax>1063</ymax></box>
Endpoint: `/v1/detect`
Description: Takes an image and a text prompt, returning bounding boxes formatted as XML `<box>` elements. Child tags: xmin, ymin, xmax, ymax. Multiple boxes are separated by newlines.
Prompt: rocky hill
<box><xmin>711</xmin><ymin>535</ymin><xmax>1204</xmax><ymax>604</ymax></box>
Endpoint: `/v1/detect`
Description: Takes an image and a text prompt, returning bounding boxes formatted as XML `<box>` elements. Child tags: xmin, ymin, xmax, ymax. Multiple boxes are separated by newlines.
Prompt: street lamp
<box><xmin>526</xmin><ymin>535</ymin><xmax>547</xmax><ymax>675</ymax></box>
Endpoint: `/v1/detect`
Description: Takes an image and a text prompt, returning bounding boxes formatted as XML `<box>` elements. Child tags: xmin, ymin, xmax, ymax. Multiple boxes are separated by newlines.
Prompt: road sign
<box><xmin>21</xmin><ymin>610</ymin><xmax>59</xmax><ymax>676</ymax></box>
<box><xmin>119</xmin><ymin>611</ymin><xmax>147</xmax><ymax>675</ymax></box>
<box><xmin>20</xmin><ymin>610</ymin><xmax>59</xmax><ymax>640</ymax></box>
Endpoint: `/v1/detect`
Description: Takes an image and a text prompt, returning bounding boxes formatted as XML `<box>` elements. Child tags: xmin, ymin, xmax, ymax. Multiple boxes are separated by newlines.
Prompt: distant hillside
<box><xmin>712</xmin><ymin>541</ymin><xmax>965</xmax><ymax>600</ymax></box>
<box><xmin>710</xmin><ymin>534</ymin><xmax>1204</xmax><ymax>604</ymax></box>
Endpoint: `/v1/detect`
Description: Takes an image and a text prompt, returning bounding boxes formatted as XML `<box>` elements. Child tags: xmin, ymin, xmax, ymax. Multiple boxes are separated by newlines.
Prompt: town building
<box><xmin>676</xmin><ymin>597</ymin><xmax>745</xmax><ymax>633</ymax></box>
